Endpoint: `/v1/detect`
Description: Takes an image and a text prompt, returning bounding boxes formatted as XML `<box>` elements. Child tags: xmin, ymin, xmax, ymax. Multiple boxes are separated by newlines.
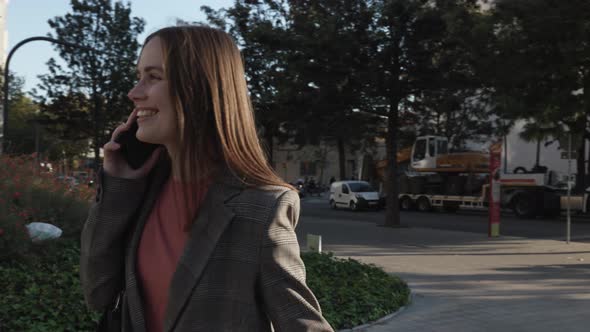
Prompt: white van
<box><xmin>329</xmin><ymin>181</ymin><xmax>382</xmax><ymax>211</ymax></box>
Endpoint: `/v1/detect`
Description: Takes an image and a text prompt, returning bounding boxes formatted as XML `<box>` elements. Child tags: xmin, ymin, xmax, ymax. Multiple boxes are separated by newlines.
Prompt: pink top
<box><xmin>137</xmin><ymin>177</ymin><xmax>209</xmax><ymax>332</ymax></box>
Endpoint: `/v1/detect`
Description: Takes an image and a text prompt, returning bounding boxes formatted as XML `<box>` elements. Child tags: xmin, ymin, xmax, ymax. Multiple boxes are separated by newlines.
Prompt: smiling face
<box><xmin>128</xmin><ymin>36</ymin><xmax>178</xmax><ymax>151</ymax></box>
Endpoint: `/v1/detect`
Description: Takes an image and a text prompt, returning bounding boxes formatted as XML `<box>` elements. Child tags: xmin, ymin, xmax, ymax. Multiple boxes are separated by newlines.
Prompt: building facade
<box><xmin>271</xmin><ymin>137</ymin><xmax>386</xmax><ymax>186</ymax></box>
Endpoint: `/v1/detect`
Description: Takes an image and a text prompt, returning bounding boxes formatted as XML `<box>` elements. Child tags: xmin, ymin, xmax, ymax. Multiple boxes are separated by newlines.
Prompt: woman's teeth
<box><xmin>137</xmin><ymin>109</ymin><xmax>158</xmax><ymax>117</ymax></box>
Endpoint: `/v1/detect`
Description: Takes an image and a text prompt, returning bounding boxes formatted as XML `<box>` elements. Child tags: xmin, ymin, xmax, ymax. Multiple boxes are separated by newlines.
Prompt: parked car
<box><xmin>329</xmin><ymin>180</ymin><xmax>381</xmax><ymax>211</ymax></box>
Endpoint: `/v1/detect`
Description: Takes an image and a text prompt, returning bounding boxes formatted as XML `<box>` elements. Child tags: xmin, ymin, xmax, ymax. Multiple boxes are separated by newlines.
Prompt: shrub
<box><xmin>1</xmin><ymin>245</ymin><xmax>409</xmax><ymax>330</ymax></box>
<box><xmin>0</xmin><ymin>239</ymin><xmax>100</xmax><ymax>331</ymax></box>
<box><xmin>302</xmin><ymin>251</ymin><xmax>410</xmax><ymax>330</ymax></box>
<box><xmin>0</xmin><ymin>154</ymin><xmax>94</xmax><ymax>259</ymax></box>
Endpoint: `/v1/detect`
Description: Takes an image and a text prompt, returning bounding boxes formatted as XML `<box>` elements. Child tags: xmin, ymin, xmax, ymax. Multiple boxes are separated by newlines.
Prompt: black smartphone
<box><xmin>113</xmin><ymin>119</ymin><xmax>159</xmax><ymax>170</ymax></box>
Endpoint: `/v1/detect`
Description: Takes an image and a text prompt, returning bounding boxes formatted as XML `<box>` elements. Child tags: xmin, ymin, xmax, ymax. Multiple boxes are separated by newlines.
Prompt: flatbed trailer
<box><xmin>398</xmin><ymin>173</ymin><xmax>564</xmax><ymax>218</ymax></box>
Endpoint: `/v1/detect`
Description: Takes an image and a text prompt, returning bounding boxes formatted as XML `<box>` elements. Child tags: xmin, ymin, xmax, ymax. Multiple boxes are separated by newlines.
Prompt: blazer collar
<box><xmin>163</xmin><ymin>164</ymin><xmax>244</xmax><ymax>331</ymax></box>
<box><xmin>125</xmin><ymin>155</ymin><xmax>245</xmax><ymax>332</ymax></box>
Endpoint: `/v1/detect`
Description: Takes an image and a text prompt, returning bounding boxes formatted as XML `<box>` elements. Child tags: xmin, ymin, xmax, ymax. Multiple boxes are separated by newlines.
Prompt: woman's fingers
<box><xmin>110</xmin><ymin>122</ymin><xmax>130</xmax><ymax>142</ymax></box>
<box><xmin>125</xmin><ymin>108</ymin><xmax>138</xmax><ymax>126</ymax></box>
<box><xmin>103</xmin><ymin>140</ymin><xmax>121</xmax><ymax>152</ymax></box>
<box><xmin>110</xmin><ymin>109</ymin><xmax>137</xmax><ymax>142</ymax></box>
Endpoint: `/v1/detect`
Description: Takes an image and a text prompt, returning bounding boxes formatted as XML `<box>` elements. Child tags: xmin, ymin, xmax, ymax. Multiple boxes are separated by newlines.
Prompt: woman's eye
<box><xmin>148</xmin><ymin>74</ymin><xmax>161</xmax><ymax>80</ymax></box>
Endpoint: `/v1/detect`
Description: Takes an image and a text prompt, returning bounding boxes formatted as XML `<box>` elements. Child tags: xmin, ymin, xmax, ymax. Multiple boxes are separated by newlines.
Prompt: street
<box><xmin>295</xmin><ymin>194</ymin><xmax>590</xmax><ymax>332</ymax></box>
<box><xmin>299</xmin><ymin>195</ymin><xmax>590</xmax><ymax>242</ymax></box>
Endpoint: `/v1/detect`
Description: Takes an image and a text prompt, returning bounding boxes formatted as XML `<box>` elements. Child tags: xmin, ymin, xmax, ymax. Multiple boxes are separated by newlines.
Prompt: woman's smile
<box><xmin>137</xmin><ymin>108</ymin><xmax>159</xmax><ymax>124</ymax></box>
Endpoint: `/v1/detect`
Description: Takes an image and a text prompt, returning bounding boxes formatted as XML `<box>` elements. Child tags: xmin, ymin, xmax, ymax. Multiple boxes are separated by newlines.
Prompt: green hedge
<box><xmin>0</xmin><ymin>239</ymin><xmax>100</xmax><ymax>331</ymax></box>
<box><xmin>302</xmin><ymin>252</ymin><xmax>410</xmax><ymax>330</ymax></box>
<box><xmin>0</xmin><ymin>241</ymin><xmax>409</xmax><ymax>331</ymax></box>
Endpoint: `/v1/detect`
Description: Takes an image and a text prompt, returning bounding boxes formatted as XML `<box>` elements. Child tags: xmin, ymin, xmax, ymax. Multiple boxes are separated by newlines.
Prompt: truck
<box><xmin>365</xmin><ymin>135</ymin><xmax>566</xmax><ymax>218</ymax></box>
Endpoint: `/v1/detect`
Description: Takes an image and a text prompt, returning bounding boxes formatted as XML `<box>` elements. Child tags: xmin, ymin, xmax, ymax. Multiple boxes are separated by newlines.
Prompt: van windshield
<box><xmin>348</xmin><ymin>183</ymin><xmax>375</xmax><ymax>192</ymax></box>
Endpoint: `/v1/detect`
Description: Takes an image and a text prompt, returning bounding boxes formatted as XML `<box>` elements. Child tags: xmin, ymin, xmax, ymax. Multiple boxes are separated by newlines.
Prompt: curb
<box><xmin>337</xmin><ymin>289</ymin><xmax>414</xmax><ymax>332</ymax></box>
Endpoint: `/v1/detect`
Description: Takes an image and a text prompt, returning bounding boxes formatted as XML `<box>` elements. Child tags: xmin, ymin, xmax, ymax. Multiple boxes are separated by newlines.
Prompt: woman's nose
<box><xmin>128</xmin><ymin>82</ymin><xmax>146</xmax><ymax>101</ymax></box>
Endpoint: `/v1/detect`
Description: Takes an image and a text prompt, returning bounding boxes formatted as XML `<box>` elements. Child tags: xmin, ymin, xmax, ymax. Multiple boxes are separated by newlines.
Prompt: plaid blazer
<box><xmin>80</xmin><ymin>157</ymin><xmax>334</xmax><ymax>332</ymax></box>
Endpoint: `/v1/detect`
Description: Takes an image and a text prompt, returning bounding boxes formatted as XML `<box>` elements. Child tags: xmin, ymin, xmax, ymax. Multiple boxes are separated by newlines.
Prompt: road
<box><xmin>296</xmin><ymin>194</ymin><xmax>590</xmax><ymax>332</ymax></box>
<box><xmin>299</xmin><ymin>195</ymin><xmax>590</xmax><ymax>242</ymax></box>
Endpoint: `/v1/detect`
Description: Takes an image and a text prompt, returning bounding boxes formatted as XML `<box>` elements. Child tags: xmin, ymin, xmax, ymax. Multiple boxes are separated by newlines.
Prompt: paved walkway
<box><xmin>296</xmin><ymin>215</ymin><xmax>590</xmax><ymax>332</ymax></box>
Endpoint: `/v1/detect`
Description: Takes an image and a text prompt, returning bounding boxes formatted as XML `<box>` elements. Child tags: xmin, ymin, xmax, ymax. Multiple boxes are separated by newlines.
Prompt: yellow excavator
<box><xmin>374</xmin><ymin>136</ymin><xmax>490</xmax><ymax>194</ymax></box>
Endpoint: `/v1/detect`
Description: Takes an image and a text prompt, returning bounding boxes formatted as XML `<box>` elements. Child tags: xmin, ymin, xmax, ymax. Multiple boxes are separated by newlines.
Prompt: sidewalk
<box><xmin>296</xmin><ymin>215</ymin><xmax>590</xmax><ymax>332</ymax></box>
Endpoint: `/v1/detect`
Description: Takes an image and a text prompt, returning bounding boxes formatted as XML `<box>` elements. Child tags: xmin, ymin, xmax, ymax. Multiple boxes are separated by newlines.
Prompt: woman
<box><xmin>80</xmin><ymin>25</ymin><xmax>334</xmax><ymax>332</ymax></box>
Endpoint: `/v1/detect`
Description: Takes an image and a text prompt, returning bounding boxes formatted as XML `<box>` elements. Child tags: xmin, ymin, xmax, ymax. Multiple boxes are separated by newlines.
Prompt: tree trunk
<box><xmin>337</xmin><ymin>137</ymin><xmax>346</xmax><ymax>180</ymax></box>
<box><xmin>576</xmin><ymin>139</ymin><xmax>585</xmax><ymax>193</ymax></box>
<box><xmin>93</xmin><ymin>88</ymin><xmax>101</xmax><ymax>172</ymax></box>
<box><xmin>384</xmin><ymin>97</ymin><xmax>401</xmax><ymax>227</ymax></box>
<box><xmin>584</xmin><ymin>73</ymin><xmax>590</xmax><ymax>190</ymax></box>
<box><xmin>535</xmin><ymin>139</ymin><xmax>541</xmax><ymax>166</ymax></box>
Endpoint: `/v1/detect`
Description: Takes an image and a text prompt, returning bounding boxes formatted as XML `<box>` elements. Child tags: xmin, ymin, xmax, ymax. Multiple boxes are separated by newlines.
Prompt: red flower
<box><xmin>0</xmin><ymin>228</ymin><xmax>4</xmax><ymax>236</ymax></box>
<box><xmin>13</xmin><ymin>192</ymin><xmax>21</xmax><ymax>199</ymax></box>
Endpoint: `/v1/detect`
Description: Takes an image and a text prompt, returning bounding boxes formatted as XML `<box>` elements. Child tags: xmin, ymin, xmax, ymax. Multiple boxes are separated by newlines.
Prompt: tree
<box><xmin>203</xmin><ymin>0</ymin><xmax>379</xmax><ymax>179</ymax></box>
<box><xmin>411</xmin><ymin>1</ymin><xmax>494</xmax><ymax>150</ymax></box>
<box><xmin>285</xmin><ymin>0</ymin><xmax>379</xmax><ymax>180</ymax></box>
<box><xmin>361</xmin><ymin>0</ymin><xmax>492</xmax><ymax>226</ymax></box>
<box><xmin>35</xmin><ymin>0</ymin><xmax>145</xmax><ymax>168</ymax></box>
<box><xmin>1</xmin><ymin>72</ymin><xmax>40</xmax><ymax>154</ymax></box>
<box><xmin>202</xmin><ymin>1</ymin><xmax>295</xmax><ymax>164</ymax></box>
<box><xmin>489</xmin><ymin>0</ymin><xmax>590</xmax><ymax>191</ymax></box>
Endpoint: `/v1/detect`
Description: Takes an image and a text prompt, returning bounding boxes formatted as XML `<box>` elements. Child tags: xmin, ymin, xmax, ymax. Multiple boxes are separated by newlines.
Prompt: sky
<box><xmin>6</xmin><ymin>0</ymin><xmax>234</xmax><ymax>94</ymax></box>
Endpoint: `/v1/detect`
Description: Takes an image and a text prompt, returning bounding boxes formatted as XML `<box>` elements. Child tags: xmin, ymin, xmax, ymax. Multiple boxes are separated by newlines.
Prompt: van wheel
<box><xmin>350</xmin><ymin>201</ymin><xmax>359</xmax><ymax>211</ymax></box>
<box><xmin>416</xmin><ymin>197</ymin><xmax>432</xmax><ymax>212</ymax></box>
<box><xmin>330</xmin><ymin>200</ymin><xmax>337</xmax><ymax>210</ymax></box>
<box><xmin>400</xmin><ymin>196</ymin><xmax>413</xmax><ymax>211</ymax></box>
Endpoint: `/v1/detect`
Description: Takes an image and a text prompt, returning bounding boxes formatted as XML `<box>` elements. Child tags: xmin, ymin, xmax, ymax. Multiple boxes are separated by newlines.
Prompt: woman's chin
<box><xmin>136</xmin><ymin>132</ymin><xmax>159</xmax><ymax>145</ymax></box>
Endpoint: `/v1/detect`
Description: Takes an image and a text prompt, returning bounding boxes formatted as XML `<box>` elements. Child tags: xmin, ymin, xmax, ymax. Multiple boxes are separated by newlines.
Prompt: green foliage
<box><xmin>203</xmin><ymin>0</ymin><xmax>381</xmax><ymax>169</ymax></box>
<box><xmin>0</xmin><ymin>154</ymin><xmax>94</xmax><ymax>259</ymax></box>
<box><xmin>35</xmin><ymin>0</ymin><xmax>145</xmax><ymax>163</ymax></box>
<box><xmin>302</xmin><ymin>252</ymin><xmax>410</xmax><ymax>329</ymax></box>
<box><xmin>1</xmin><ymin>244</ymin><xmax>408</xmax><ymax>331</ymax></box>
<box><xmin>489</xmin><ymin>0</ymin><xmax>590</xmax><ymax>189</ymax></box>
<box><xmin>0</xmin><ymin>239</ymin><xmax>100</xmax><ymax>331</ymax></box>
<box><xmin>5</xmin><ymin>94</ymin><xmax>41</xmax><ymax>154</ymax></box>
<box><xmin>202</xmin><ymin>0</ymin><xmax>493</xmax><ymax>225</ymax></box>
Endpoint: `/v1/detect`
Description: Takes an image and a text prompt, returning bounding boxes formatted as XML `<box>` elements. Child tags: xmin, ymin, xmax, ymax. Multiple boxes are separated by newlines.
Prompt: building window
<box><xmin>300</xmin><ymin>161</ymin><xmax>317</xmax><ymax>176</ymax></box>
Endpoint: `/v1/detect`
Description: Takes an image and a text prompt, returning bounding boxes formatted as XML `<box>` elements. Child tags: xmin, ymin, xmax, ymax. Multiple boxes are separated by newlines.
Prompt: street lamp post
<box><xmin>1</xmin><ymin>36</ymin><xmax>98</xmax><ymax>155</ymax></box>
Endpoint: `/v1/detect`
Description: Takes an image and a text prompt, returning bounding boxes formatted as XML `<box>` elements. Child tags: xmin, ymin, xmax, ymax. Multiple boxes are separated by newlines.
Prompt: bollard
<box><xmin>306</xmin><ymin>234</ymin><xmax>322</xmax><ymax>253</ymax></box>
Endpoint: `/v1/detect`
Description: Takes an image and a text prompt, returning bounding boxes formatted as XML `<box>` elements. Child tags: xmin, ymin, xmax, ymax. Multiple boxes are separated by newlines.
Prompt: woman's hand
<box><xmin>102</xmin><ymin>109</ymin><xmax>163</xmax><ymax>179</ymax></box>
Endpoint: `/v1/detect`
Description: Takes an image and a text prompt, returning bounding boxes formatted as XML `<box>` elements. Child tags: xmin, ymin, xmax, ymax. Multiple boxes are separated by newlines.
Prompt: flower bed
<box><xmin>0</xmin><ymin>153</ymin><xmax>94</xmax><ymax>259</ymax></box>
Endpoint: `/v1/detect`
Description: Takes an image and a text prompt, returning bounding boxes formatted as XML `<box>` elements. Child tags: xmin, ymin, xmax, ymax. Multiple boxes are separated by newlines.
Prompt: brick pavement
<box><xmin>296</xmin><ymin>215</ymin><xmax>590</xmax><ymax>332</ymax></box>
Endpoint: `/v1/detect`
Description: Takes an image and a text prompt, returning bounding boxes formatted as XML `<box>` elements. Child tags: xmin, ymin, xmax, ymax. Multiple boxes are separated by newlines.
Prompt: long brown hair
<box><xmin>144</xmin><ymin>25</ymin><xmax>292</xmax><ymax>221</ymax></box>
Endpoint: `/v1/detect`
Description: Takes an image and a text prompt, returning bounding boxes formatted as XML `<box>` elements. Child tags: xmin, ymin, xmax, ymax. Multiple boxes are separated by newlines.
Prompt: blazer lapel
<box><xmin>126</xmin><ymin>155</ymin><xmax>171</xmax><ymax>332</ymax></box>
<box><xmin>163</xmin><ymin>172</ymin><xmax>243</xmax><ymax>332</ymax></box>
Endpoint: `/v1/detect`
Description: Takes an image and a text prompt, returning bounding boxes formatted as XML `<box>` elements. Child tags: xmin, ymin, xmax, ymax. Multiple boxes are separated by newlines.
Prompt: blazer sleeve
<box><xmin>259</xmin><ymin>190</ymin><xmax>335</xmax><ymax>332</ymax></box>
<box><xmin>80</xmin><ymin>168</ymin><xmax>148</xmax><ymax>310</ymax></box>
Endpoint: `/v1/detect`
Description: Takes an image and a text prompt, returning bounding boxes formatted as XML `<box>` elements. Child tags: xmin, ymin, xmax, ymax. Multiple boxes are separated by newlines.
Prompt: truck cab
<box><xmin>411</xmin><ymin>136</ymin><xmax>449</xmax><ymax>171</ymax></box>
